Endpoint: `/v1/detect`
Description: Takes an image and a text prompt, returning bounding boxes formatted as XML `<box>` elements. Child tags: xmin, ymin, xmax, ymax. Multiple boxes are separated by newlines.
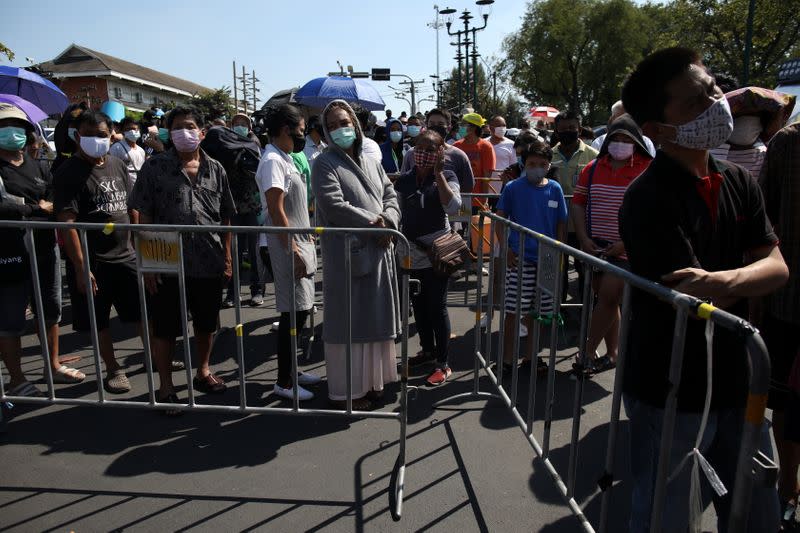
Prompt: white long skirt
<box><xmin>324</xmin><ymin>341</ymin><xmax>398</xmax><ymax>400</ymax></box>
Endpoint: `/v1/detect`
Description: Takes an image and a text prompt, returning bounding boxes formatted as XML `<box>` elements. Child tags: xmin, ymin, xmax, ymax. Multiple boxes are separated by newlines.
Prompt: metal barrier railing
<box><xmin>436</xmin><ymin>211</ymin><xmax>776</xmax><ymax>533</ymax></box>
<box><xmin>0</xmin><ymin>219</ymin><xmax>412</xmax><ymax>522</ymax></box>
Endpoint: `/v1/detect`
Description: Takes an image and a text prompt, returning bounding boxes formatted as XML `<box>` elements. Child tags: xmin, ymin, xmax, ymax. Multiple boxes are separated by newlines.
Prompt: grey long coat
<box><xmin>311</xmin><ymin>101</ymin><xmax>402</xmax><ymax>344</ymax></box>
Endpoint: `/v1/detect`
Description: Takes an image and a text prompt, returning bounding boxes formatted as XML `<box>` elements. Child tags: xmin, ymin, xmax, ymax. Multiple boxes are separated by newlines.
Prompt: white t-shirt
<box><xmin>109</xmin><ymin>141</ymin><xmax>146</xmax><ymax>186</ymax></box>
<box><xmin>710</xmin><ymin>141</ymin><xmax>767</xmax><ymax>178</ymax></box>
<box><xmin>491</xmin><ymin>138</ymin><xmax>516</xmax><ymax>171</ymax></box>
<box><xmin>255</xmin><ymin>144</ymin><xmax>298</xmax><ymax>247</ymax></box>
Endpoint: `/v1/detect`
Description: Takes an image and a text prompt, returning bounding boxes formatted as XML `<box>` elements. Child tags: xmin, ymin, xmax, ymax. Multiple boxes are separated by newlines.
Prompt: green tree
<box><xmin>658</xmin><ymin>0</ymin><xmax>800</xmax><ymax>87</ymax></box>
<box><xmin>503</xmin><ymin>0</ymin><xmax>656</xmax><ymax>124</ymax></box>
<box><xmin>0</xmin><ymin>43</ymin><xmax>14</xmax><ymax>62</ymax></box>
<box><xmin>187</xmin><ymin>87</ymin><xmax>234</xmax><ymax>122</ymax></box>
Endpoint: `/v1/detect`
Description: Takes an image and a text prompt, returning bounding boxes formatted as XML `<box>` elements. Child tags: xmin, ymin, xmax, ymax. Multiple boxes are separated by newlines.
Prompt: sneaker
<box><xmin>171</xmin><ymin>359</ymin><xmax>186</xmax><ymax>372</ymax></box>
<box><xmin>105</xmin><ymin>369</ymin><xmax>132</xmax><ymax>394</ymax></box>
<box><xmin>409</xmin><ymin>350</ymin><xmax>436</xmax><ymax>367</ymax></box>
<box><xmin>297</xmin><ymin>371</ymin><xmax>321</xmax><ymax>386</ymax></box>
<box><xmin>270</xmin><ymin>321</ymin><xmax>280</xmax><ymax>332</ymax></box>
<box><xmin>273</xmin><ymin>383</ymin><xmax>314</xmax><ymax>401</ymax></box>
<box><xmin>520</xmin><ymin>323</ymin><xmax>528</xmax><ymax>337</ymax></box>
<box><xmin>481</xmin><ymin>267</ymin><xmax>490</xmax><ymax>276</ymax></box>
<box><xmin>479</xmin><ymin>313</ymin><xmax>489</xmax><ymax>328</ymax></box>
<box><xmin>250</xmin><ymin>293</ymin><xmax>264</xmax><ymax>307</ymax></box>
<box><xmin>426</xmin><ymin>366</ymin><xmax>452</xmax><ymax>386</ymax></box>
<box><xmin>222</xmin><ymin>295</ymin><xmax>235</xmax><ymax>309</ymax></box>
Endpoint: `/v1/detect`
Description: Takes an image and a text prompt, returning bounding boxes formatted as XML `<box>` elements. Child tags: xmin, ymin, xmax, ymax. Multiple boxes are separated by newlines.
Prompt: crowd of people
<box><xmin>0</xmin><ymin>45</ymin><xmax>799</xmax><ymax>530</ymax></box>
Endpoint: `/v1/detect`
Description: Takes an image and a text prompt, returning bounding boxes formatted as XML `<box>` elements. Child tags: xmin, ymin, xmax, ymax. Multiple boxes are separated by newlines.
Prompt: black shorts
<box><xmin>150</xmin><ymin>276</ymin><xmax>224</xmax><ymax>339</ymax></box>
<box><xmin>68</xmin><ymin>260</ymin><xmax>141</xmax><ymax>332</ymax></box>
<box><xmin>762</xmin><ymin>313</ymin><xmax>800</xmax><ymax>411</ymax></box>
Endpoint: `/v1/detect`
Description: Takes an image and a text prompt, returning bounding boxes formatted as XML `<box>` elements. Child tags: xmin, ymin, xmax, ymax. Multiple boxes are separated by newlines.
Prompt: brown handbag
<box><xmin>418</xmin><ymin>231</ymin><xmax>476</xmax><ymax>277</ymax></box>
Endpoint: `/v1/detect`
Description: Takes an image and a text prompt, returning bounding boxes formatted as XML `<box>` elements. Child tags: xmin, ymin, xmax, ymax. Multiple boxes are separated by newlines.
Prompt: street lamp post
<box><xmin>441</xmin><ymin>1</ymin><xmax>493</xmax><ymax>111</ymax></box>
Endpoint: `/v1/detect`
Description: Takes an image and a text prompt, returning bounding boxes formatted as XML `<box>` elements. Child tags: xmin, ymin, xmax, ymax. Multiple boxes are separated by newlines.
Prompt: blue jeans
<box><xmin>624</xmin><ymin>394</ymin><xmax>779</xmax><ymax>532</ymax></box>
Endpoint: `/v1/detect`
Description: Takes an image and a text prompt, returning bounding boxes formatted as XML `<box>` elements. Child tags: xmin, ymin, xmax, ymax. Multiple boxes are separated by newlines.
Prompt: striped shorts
<box><xmin>504</xmin><ymin>261</ymin><xmax>553</xmax><ymax>315</ymax></box>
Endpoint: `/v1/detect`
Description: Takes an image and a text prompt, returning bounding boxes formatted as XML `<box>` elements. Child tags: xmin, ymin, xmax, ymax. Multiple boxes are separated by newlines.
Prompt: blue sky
<box><xmin>2</xmin><ymin>0</ymin><xmax>534</xmax><ymax>119</ymax></box>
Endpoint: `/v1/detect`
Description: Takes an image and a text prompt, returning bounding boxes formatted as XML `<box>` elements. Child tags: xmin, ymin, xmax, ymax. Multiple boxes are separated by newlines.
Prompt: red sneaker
<box><xmin>426</xmin><ymin>366</ymin><xmax>452</xmax><ymax>386</ymax></box>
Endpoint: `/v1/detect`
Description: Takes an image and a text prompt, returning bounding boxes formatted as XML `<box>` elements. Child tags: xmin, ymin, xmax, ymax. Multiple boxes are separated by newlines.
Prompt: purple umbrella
<box><xmin>0</xmin><ymin>66</ymin><xmax>68</xmax><ymax>115</ymax></box>
<box><xmin>0</xmin><ymin>93</ymin><xmax>48</xmax><ymax>123</ymax></box>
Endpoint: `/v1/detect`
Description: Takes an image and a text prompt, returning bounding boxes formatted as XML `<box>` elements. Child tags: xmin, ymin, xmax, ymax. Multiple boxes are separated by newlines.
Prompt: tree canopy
<box><xmin>502</xmin><ymin>0</ymin><xmax>800</xmax><ymax>125</ymax></box>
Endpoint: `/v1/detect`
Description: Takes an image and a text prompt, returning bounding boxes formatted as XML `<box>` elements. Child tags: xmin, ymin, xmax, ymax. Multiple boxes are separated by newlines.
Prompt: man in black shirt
<box><xmin>54</xmin><ymin>111</ymin><xmax>141</xmax><ymax>394</ymax></box>
<box><xmin>619</xmin><ymin>47</ymin><xmax>788</xmax><ymax>532</ymax></box>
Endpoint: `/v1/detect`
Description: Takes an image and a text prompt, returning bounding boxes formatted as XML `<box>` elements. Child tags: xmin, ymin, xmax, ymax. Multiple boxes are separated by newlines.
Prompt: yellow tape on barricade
<box><xmin>697</xmin><ymin>302</ymin><xmax>716</xmax><ymax>320</ymax></box>
<box><xmin>315</xmin><ymin>227</ymin><xmax>324</xmax><ymax>234</ymax></box>
<box><xmin>290</xmin><ymin>328</ymin><xmax>297</xmax><ymax>336</ymax></box>
<box><xmin>235</xmin><ymin>324</ymin><xmax>243</xmax><ymax>337</ymax></box>
<box><xmin>102</xmin><ymin>223</ymin><xmax>115</xmax><ymax>235</ymax></box>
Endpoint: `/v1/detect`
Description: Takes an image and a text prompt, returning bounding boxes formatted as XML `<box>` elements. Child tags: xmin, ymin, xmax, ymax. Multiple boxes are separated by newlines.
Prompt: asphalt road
<box><xmin>0</xmin><ymin>272</ymin><xmax>722</xmax><ymax>532</ymax></box>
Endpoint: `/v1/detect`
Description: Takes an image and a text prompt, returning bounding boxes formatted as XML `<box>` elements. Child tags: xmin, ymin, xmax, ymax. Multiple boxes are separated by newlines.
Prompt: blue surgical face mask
<box><xmin>68</xmin><ymin>127</ymin><xmax>77</xmax><ymax>142</ymax></box>
<box><xmin>233</xmin><ymin>125</ymin><xmax>249</xmax><ymax>137</ymax></box>
<box><xmin>390</xmin><ymin>130</ymin><xmax>403</xmax><ymax>143</ymax></box>
<box><xmin>523</xmin><ymin>166</ymin><xmax>548</xmax><ymax>184</ymax></box>
<box><xmin>458</xmin><ymin>126</ymin><xmax>468</xmax><ymax>139</ymax></box>
<box><xmin>407</xmin><ymin>125</ymin><xmax>421</xmax><ymax>138</ymax></box>
<box><xmin>158</xmin><ymin>127</ymin><xmax>170</xmax><ymax>143</ymax></box>
<box><xmin>517</xmin><ymin>156</ymin><xmax>523</xmax><ymax>167</ymax></box>
<box><xmin>0</xmin><ymin>126</ymin><xmax>28</xmax><ymax>151</ymax></box>
<box><xmin>330</xmin><ymin>126</ymin><xmax>356</xmax><ymax>149</ymax></box>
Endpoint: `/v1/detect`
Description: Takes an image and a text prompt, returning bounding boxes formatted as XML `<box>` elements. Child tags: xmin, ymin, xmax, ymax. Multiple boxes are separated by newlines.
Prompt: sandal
<box><xmin>590</xmin><ymin>355</ymin><xmax>616</xmax><ymax>374</ymax></box>
<box><xmin>53</xmin><ymin>365</ymin><xmax>86</xmax><ymax>384</ymax></box>
<box><xmin>157</xmin><ymin>392</ymin><xmax>183</xmax><ymax>417</ymax></box>
<box><xmin>328</xmin><ymin>397</ymin><xmax>373</xmax><ymax>411</ymax></box>
<box><xmin>7</xmin><ymin>381</ymin><xmax>44</xmax><ymax>397</ymax></box>
<box><xmin>193</xmin><ymin>373</ymin><xmax>227</xmax><ymax>394</ymax></box>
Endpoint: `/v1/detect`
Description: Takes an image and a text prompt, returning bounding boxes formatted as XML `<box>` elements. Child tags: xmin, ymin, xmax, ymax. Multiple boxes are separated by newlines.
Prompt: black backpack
<box><xmin>200</xmin><ymin>127</ymin><xmax>262</xmax><ymax>216</ymax></box>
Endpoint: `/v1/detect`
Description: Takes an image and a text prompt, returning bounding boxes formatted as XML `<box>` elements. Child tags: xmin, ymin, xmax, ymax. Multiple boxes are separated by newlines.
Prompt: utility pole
<box><xmin>427</xmin><ymin>5</ymin><xmax>444</xmax><ymax>83</ymax></box>
<box><xmin>251</xmin><ymin>69</ymin><xmax>259</xmax><ymax>113</ymax></box>
<box><xmin>232</xmin><ymin>60</ymin><xmax>238</xmax><ymax>112</ymax></box>
<box><xmin>240</xmin><ymin>65</ymin><xmax>249</xmax><ymax>115</ymax></box>
<box><xmin>399</xmin><ymin>78</ymin><xmax>425</xmax><ymax>115</ymax></box>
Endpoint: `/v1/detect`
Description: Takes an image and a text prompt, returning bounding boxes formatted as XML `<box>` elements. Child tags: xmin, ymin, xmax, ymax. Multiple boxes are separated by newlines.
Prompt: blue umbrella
<box><xmin>0</xmin><ymin>94</ymin><xmax>48</xmax><ymax>123</ymax></box>
<box><xmin>295</xmin><ymin>76</ymin><xmax>385</xmax><ymax>111</ymax></box>
<box><xmin>0</xmin><ymin>66</ymin><xmax>69</xmax><ymax>116</ymax></box>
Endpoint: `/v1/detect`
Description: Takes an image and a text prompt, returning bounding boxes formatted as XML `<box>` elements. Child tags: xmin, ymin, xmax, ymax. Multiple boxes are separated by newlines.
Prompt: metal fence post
<box><xmin>176</xmin><ymin>236</ymin><xmax>194</xmax><ymax>407</ymax></box>
<box><xmin>649</xmin><ymin>306</ymin><xmax>690</xmax><ymax>532</ymax></box>
<box><xmin>25</xmin><ymin>230</ymin><xmax>55</xmax><ymax>399</ymax></box>
<box><xmin>78</xmin><ymin>229</ymin><xmax>105</xmax><ymax>404</ymax></box>
<box><xmin>231</xmin><ymin>235</ymin><xmax>247</xmax><ymax>410</ymax></box>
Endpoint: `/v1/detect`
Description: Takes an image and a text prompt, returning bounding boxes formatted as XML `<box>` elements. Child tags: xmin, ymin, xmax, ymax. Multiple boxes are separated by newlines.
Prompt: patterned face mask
<box><xmin>414</xmin><ymin>149</ymin><xmax>437</xmax><ymax>169</ymax></box>
<box><xmin>667</xmin><ymin>97</ymin><xmax>734</xmax><ymax>150</ymax></box>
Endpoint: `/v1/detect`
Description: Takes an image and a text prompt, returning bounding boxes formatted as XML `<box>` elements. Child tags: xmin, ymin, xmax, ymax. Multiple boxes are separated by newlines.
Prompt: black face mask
<box><xmin>292</xmin><ymin>133</ymin><xmax>306</xmax><ymax>154</ymax></box>
<box><xmin>429</xmin><ymin>125</ymin><xmax>448</xmax><ymax>139</ymax></box>
<box><xmin>558</xmin><ymin>130</ymin><xmax>579</xmax><ymax>145</ymax></box>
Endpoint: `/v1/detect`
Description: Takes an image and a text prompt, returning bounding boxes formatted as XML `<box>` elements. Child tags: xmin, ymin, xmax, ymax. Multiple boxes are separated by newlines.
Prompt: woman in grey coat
<box><xmin>311</xmin><ymin>100</ymin><xmax>400</xmax><ymax>410</ymax></box>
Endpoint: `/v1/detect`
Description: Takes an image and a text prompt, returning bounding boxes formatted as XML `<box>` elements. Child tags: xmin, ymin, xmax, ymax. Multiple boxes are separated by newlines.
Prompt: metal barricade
<box><xmin>437</xmin><ymin>211</ymin><xmax>776</xmax><ymax>533</ymax></box>
<box><xmin>0</xmin><ymin>219</ymin><xmax>412</xmax><ymax>522</ymax></box>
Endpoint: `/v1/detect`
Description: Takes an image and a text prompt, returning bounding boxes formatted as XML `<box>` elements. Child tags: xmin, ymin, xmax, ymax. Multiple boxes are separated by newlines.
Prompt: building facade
<box><xmin>36</xmin><ymin>44</ymin><xmax>210</xmax><ymax>114</ymax></box>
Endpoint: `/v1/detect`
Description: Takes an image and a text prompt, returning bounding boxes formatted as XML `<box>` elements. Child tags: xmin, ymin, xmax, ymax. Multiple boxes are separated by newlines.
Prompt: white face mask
<box><xmin>493</xmin><ymin>126</ymin><xmax>507</xmax><ymax>138</ymax></box>
<box><xmin>79</xmin><ymin>135</ymin><xmax>110</xmax><ymax>158</ymax></box>
<box><xmin>666</xmin><ymin>97</ymin><xmax>734</xmax><ymax>150</ymax></box>
<box><xmin>727</xmin><ymin>115</ymin><xmax>762</xmax><ymax>146</ymax></box>
<box><xmin>607</xmin><ymin>141</ymin><xmax>635</xmax><ymax>160</ymax></box>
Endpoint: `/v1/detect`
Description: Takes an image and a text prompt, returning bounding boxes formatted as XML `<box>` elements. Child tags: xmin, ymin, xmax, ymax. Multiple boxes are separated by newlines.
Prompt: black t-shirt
<box><xmin>54</xmin><ymin>155</ymin><xmax>135</xmax><ymax>264</ymax></box>
<box><xmin>619</xmin><ymin>152</ymin><xmax>778</xmax><ymax>411</ymax></box>
<box><xmin>0</xmin><ymin>155</ymin><xmax>56</xmax><ymax>247</ymax></box>
<box><xmin>394</xmin><ymin>169</ymin><xmax>458</xmax><ymax>241</ymax></box>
